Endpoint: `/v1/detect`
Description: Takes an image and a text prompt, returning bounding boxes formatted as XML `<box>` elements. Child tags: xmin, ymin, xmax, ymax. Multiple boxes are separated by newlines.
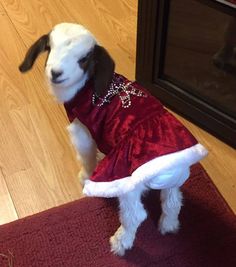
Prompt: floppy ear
<box><xmin>93</xmin><ymin>45</ymin><xmax>115</xmax><ymax>96</ymax></box>
<box><xmin>19</xmin><ymin>34</ymin><xmax>50</xmax><ymax>73</ymax></box>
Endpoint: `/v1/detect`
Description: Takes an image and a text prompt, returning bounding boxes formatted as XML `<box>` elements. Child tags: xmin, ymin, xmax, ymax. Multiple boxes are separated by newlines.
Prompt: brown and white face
<box><xmin>19</xmin><ymin>23</ymin><xmax>115</xmax><ymax>102</ymax></box>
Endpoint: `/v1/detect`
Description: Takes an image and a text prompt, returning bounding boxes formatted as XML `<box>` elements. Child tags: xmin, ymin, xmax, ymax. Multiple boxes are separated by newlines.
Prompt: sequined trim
<box><xmin>92</xmin><ymin>75</ymin><xmax>147</xmax><ymax>108</ymax></box>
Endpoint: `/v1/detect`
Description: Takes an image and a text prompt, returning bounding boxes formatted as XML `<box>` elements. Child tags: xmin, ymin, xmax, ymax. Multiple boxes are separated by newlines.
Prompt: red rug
<box><xmin>0</xmin><ymin>164</ymin><xmax>235</xmax><ymax>267</ymax></box>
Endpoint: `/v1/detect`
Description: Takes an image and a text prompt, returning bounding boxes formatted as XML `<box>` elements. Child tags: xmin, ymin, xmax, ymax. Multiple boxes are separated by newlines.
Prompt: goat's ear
<box><xmin>93</xmin><ymin>45</ymin><xmax>115</xmax><ymax>96</ymax></box>
<box><xmin>19</xmin><ymin>34</ymin><xmax>50</xmax><ymax>73</ymax></box>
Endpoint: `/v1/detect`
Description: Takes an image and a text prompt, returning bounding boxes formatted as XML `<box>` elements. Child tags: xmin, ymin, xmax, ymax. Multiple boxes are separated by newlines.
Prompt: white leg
<box><xmin>110</xmin><ymin>184</ymin><xmax>147</xmax><ymax>256</ymax></box>
<box><xmin>67</xmin><ymin>119</ymin><xmax>97</xmax><ymax>186</ymax></box>
<box><xmin>158</xmin><ymin>187</ymin><xmax>183</xmax><ymax>235</ymax></box>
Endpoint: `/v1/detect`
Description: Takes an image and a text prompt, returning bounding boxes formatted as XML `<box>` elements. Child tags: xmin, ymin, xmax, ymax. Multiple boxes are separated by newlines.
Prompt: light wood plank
<box><xmin>9</xmin><ymin>105</ymin><xmax>82</xmax><ymax>212</ymax></box>
<box><xmin>7</xmin><ymin>168</ymin><xmax>80</xmax><ymax>218</ymax></box>
<box><xmin>0</xmin><ymin>1</ymin><xmax>82</xmax><ymax>219</ymax></box>
<box><xmin>0</xmin><ymin>3</ymin><xmax>31</xmax><ymax>177</ymax></box>
<box><xmin>0</xmin><ymin>170</ymin><xmax>18</xmax><ymax>224</ymax></box>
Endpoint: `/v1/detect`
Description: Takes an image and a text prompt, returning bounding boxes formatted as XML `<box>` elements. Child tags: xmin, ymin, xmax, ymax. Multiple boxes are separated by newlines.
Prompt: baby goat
<box><xmin>19</xmin><ymin>23</ymin><xmax>207</xmax><ymax>256</ymax></box>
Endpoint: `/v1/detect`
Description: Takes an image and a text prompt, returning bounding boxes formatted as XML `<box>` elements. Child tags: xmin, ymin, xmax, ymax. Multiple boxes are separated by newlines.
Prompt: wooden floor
<box><xmin>0</xmin><ymin>0</ymin><xmax>235</xmax><ymax>225</ymax></box>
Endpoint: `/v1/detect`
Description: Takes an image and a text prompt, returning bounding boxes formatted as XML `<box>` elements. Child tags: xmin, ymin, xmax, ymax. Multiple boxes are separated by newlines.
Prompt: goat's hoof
<box><xmin>158</xmin><ymin>215</ymin><xmax>180</xmax><ymax>235</ymax></box>
<box><xmin>109</xmin><ymin>226</ymin><xmax>134</xmax><ymax>256</ymax></box>
<box><xmin>110</xmin><ymin>235</ymin><xmax>126</xmax><ymax>256</ymax></box>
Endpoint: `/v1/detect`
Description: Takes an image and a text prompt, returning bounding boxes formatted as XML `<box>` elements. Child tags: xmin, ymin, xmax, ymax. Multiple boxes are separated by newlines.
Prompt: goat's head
<box><xmin>19</xmin><ymin>23</ymin><xmax>115</xmax><ymax>102</ymax></box>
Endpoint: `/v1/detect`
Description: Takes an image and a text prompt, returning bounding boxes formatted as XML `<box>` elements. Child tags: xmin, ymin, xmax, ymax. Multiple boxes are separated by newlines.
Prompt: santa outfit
<box><xmin>64</xmin><ymin>73</ymin><xmax>208</xmax><ymax>198</ymax></box>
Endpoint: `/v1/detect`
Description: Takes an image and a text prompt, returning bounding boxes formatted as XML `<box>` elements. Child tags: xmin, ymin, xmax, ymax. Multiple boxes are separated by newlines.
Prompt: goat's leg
<box><xmin>158</xmin><ymin>187</ymin><xmax>183</xmax><ymax>235</ymax></box>
<box><xmin>67</xmin><ymin>119</ymin><xmax>97</xmax><ymax>186</ymax></box>
<box><xmin>110</xmin><ymin>184</ymin><xmax>147</xmax><ymax>256</ymax></box>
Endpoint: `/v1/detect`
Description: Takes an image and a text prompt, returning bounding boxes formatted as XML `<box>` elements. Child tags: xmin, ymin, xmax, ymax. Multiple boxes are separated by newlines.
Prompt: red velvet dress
<box><xmin>64</xmin><ymin>73</ymin><xmax>207</xmax><ymax>197</ymax></box>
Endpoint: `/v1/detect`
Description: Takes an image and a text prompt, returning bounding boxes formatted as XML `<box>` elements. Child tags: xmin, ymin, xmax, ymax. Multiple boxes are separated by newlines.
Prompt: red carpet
<box><xmin>0</xmin><ymin>164</ymin><xmax>235</xmax><ymax>267</ymax></box>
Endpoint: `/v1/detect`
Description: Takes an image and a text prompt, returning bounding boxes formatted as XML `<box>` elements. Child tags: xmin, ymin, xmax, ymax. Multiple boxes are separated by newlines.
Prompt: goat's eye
<box><xmin>78</xmin><ymin>51</ymin><xmax>93</xmax><ymax>65</ymax></box>
<box><xmin>79</xmin><ymin>55</ymin><xmax>89</xmax><ymax>64</ymax></box>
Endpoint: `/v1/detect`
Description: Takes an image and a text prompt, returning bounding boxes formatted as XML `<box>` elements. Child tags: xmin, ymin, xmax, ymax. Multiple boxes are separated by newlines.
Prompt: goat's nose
<box><xmin>51</xmin><ymin>69</ymin><xmax>63</xmax><ymax>80</ymax></box>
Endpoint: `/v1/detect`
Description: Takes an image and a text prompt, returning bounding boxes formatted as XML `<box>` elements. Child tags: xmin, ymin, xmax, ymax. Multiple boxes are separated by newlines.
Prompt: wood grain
<box><xmin>0</xmin><ymin>170</ymin><xmax>18</xmax><ymax>224</ymax></box>
<box><xmin>0</xmin><ymin>1</ymin><xmax>82</xmax><ymax>221</ymax></box>
<box><xmin>0</xmin><ymin>0</ymin><xmax>235</xmax><ymax>224</ymax></box>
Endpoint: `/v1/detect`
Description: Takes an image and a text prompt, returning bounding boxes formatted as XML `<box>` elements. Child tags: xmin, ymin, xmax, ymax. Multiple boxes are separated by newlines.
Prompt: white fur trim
<box><xmin>83</xmin><ymin>143</ymin><xmax>208</xmax><ymax>198</ymax></box>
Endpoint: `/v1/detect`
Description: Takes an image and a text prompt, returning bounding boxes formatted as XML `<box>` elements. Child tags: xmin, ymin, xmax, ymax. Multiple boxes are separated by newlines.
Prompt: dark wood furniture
<box><xmin>136</xmin><ymin>0</ymin><xmax>236</xmax><ymax>148</ymax></box>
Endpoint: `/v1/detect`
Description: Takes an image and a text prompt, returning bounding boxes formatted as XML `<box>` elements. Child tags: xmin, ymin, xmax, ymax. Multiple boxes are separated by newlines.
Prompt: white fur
<box><xmin>29</xmin><ymin>23</ymin><xmax>207</xmax><ymax>256</ymax></box>
<box><xmin>110</xmin><ymin>184</ymin><xmax>147</xmax><ymax>256</ymax></box>
<box><xmin>67</xmin><ymin>119</ymin><xmax>97</xmax><ymax>185</ymax></box>
<box><xmin>46</xmin><ymin>23</ymin><xmax>97</xmax><ymax>102</ymax></box>
<box><xmin>159</xmin><ymin>188</ymin><xmax>183</xmax><ymax>235</ymax></box>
